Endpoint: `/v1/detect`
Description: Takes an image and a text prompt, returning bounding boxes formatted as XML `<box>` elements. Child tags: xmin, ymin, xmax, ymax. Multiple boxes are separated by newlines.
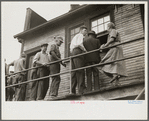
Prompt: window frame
<box><xmin>90</xmin><ymin>13</ymin><xmax>111</xmax><ymax>37</ymax></box>
<box><xmin>67</xmin><ymin>23</ymin><xmax>84</xmax><ymax>57</ymax></box>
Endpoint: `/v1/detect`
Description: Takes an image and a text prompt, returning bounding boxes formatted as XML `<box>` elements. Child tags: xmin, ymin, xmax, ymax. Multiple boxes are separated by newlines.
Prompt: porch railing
<box><xmin>5</xmin><ymin>37</ymin><xmax>145</xmax><ymax>96</ymax></box>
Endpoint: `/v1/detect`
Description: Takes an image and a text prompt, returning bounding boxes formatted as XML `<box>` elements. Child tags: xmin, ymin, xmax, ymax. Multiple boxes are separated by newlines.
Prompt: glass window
<box><xmin>98</xmin><ymin>24</ymin><xmax>104</xmax><ymax>33</ymax></box>
<box><xmin>104</xmin><ymin>16</ymin><xmax>110</xmax><ymax>22</ymax></box>
<box><xmin>92</xmin><ymin>27</ymin><xmax>98</xmax><ymax>33</ymax></box>
<box><xmin>70</xmin><ymin>25</ymin><xmax>83</xmax><ymax>42</ymax></box>
<box><xmin>67</xmin><ymin>25</ymin><xmax>83</xmax><ymax>56</ymax></box>
<box><xmin>92</xmin><ymin>21</ymin><xmax>97</xmax><ymax>27</ymax></box>
<box><xmin>98</xmin><ymin>18</ymin><xmax>103</xmax><ymax>24</ymax></box>
<box><xmin>91</xmin><ymin>15</ymin><xmax>110</xmax><ymax>34</ymax></box>
<box><xmin>75</xmin><ymin>27</ymin><xmax>80</xmax><ymax>34</ymax></box>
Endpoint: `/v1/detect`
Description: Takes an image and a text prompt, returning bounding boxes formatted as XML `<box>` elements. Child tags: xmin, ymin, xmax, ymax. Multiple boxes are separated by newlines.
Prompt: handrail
<box><xmin>5</xmin><ymin>53</ymin><xmax>144</xmax><ymax>88</ymax></box>
<box><xmin>135</xmin><ymin>87</ymin><xmax>145</xmax><ymax>100</ymax></box>
<box><xmin>6</xmin><ymin>36</ymin><xmax>144</xmax><ymax>77</ymax></box>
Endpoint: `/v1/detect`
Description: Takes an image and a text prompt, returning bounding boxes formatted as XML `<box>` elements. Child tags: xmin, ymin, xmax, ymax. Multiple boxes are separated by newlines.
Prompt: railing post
<box><xmin>69</xmin><ymin>57</ymin><xmax>72</xmax><ymax>94</ymax></box>
<box><xmin>135</xmin><ymin>88</ymin><xmax>145</xmax><ymax>100</ymax></box>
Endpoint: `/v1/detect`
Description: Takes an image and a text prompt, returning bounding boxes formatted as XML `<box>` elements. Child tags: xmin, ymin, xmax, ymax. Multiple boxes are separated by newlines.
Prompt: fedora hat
<box><xmin>88</xmin><ymin>30</ymin><xmax>96</xmax><ymax>36</ymax></box>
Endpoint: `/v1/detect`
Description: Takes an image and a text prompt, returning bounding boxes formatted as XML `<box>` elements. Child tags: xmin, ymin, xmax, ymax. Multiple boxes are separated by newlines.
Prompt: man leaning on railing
<box><xmin>30</xmin><ymin>43</ymin><xmax>50</xmax><ymax>101</ymax></box>
<box><xmin>48</xmin><ymin>36</ymin><xmax>66</xmax><ymax>98</ymax></box>
<box><xmin>7</xmin><ymin>52</ymin><xmax>26</xmax><ymax>101</ymax></box>
<box><xmin>70</xmin><ymin>25</ymin><xmax>87</xmax><ymax>95</ymax></box>
<box><xmin>83</xmin><ymin>30</ymin><xmax>101</xmax><ymax>92</ymax></box>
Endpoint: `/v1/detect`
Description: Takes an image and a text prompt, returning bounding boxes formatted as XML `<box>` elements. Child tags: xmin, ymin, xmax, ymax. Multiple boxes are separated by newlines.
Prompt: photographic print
<box><xmin>1</xmin><ymin>1</ymin><xmax>148</xmax><ymax>120</ymax></box>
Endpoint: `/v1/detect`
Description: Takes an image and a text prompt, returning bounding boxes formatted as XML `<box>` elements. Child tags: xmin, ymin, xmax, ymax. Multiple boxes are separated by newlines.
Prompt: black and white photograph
<box><xmin>1</xmin><ymin>1</ymin><xmax>148</xmax><ymax>120</ymax></box>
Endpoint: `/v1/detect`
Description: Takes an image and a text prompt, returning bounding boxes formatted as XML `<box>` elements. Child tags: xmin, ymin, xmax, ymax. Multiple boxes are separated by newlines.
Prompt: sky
<box><xmin>2</xmin><ymin>2</ymin><xmax>72</xmax><ymax>70</ymax></box>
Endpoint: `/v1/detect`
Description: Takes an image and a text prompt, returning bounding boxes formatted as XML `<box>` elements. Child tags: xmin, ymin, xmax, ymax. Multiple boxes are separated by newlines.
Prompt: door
<box><xmin>25</xmin><ymin>55</ymin><xmax>35</xmax><ymax>101</ymax></box>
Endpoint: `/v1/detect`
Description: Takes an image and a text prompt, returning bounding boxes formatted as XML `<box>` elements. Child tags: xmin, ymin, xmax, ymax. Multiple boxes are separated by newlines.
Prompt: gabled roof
<box><xmin>14</xmin><ymin>4</ymin><xmax>88</xmax><ymax>39</ymax></box>
<box><xmin>24</xmin><ymin>8</ymin><xmax>47</xmax><ymax>31</ymax></box>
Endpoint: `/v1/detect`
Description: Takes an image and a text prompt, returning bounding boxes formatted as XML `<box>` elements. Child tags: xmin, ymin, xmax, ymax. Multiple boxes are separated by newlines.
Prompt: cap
<box><xmin>21</xmin><ymin>52</ymin><xmax>26</xmax><ymax>57</ymax></box>
<box><xmin>88</xmin><ymin>30</ymin><xmax>96</xmax><ymax>36</ymax></box>
<box><xmin>80</xmin><ymin>25</ymin><xmax>87</xmax><ymax>30</ymax></box>
<box><xmin>55</xmin><ymin>36</ymin><xmax>63</xmax><ymax>43</ymax></box>
<box><xmin>41</xmin><ymin>43</ymin><xmax>48</xmax><ymax>47</ymax></box>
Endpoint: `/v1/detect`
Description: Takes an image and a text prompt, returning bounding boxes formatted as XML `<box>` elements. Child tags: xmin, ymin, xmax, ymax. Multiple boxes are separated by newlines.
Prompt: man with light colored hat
<box><xmin>49</xmin><ymin>36</ymin><xmax>66</xmax><ymax>98</ymax></box>
<box><xmin>70</xmin><ymin>25</ymin><xmax>87</xmax><ymax>95</ymax></box>
<box><xmin>30</xmin><ymin>43</ymin><xmax>50</xmax><ymax>101</ymax></box>
<box><xmin>83</xmin><ymin>30</ymin><xmax>101</xmax><ymax>92</ymax></box>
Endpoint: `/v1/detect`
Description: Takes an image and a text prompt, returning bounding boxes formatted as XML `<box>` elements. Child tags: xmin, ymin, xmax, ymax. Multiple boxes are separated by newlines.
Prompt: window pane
<box><xmin>98</xmin><ymin>24</ymin><xmax>104</xmax><ymax>33</ymax></box>
<box><xmin>104</xmin><ymin>22</ymin><xmax>110</xmax><ymax>30</ymax></box>
<box><xmin>75</xmin><ymin>27</ymin><xmax>80</xmax><ymax>34</ymax></box>
<box><xmin>104</xmin><ymin>16</ymin><xmax>110</xmax><ymax>22</ymax></box>
<box><xmin>92</xmin><ymin>27</ymin><xmax>98</xmax><ymax>33</ymax></box>
<box><xmin>71</xmin><ymin>29</ymin><xmax>74</xmax><ymax>35</ymax></box>
<box><xmin>98</xmin><ymin>18</ymin><xmax>103</xmax><ymax>24</ymax></box>
<box><xmin>71</xmin><ymin>35</ymin><xmax>74</xmax><ymax>40</ymax></box>
<box><xmin>92</xmin><ymin>20</ymin><xmax>97</xmax><ymax>27</ymax></box>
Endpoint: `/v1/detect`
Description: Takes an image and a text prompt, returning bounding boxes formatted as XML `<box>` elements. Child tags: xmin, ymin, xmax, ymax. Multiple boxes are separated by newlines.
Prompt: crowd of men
<box><xmin>5</xmin><ymin>23</ymin><xmax>127</xmax><ymax>101</ymax></box>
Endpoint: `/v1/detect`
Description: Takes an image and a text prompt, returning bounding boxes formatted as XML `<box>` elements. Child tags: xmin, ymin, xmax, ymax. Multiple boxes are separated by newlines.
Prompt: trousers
<box><xmin>14</xmin><ymin>74</ymin><xmax>26</xmax><ymax>101</ymax></box>
<box><xmin>71</xmin><ymin>48</ymin><xmax>86</xmax><ymax>94</ymax></box>
<box><xmin>30</xmin><ymin>67</ymin><xmax>49</xmax><ymax>100</ymax></box>
<box><xmin>49</xmin><ymin>62</ymin><xmax>60</xmax><ymax>96</ymax></box>
<box><xmin>86</xmin><ymin>62</ymin><xmax>99</xmax><ymax>91</ymax></box>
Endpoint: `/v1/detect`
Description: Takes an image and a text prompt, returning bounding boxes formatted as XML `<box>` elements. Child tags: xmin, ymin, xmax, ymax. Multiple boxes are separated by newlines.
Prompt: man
<box><xmin>30</xmin><ymin>43</ymin><xmax>50</xmax><ymax>101</ymax></box>
<box><xmin>70</xmin><ymin>25</ymin><xmax>87</xmax><ymax>95</ymax></box>
<box><xmin>6</xmin><ymin>71</ymin><xmax>15</xmax><ymax>101</ymax></box>
<box><xmin>83</xmin><ymin>31</ymin><xmax>101</xmax><ymax>92</ymax></box>
<box><xmin>8</xmin><ymin>52</ymin><xmax>26</xmax><ymax>101</ymax></box>
<box><xmin>49</xmin><ymin>36</ymin><xmax>66</xmax><ymax>98</ymax></box>
<box><xmin>5</xmin><ymin>59</ymin><xmax>9</xmax><ymax>101</ymax></box>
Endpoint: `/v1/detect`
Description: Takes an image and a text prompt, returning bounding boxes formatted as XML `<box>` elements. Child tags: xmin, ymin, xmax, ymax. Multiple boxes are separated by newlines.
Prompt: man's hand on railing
<box><xmin>61</xmin><ymin>62</ymin><xmax>66</xmax><ymax>67</ymax></box>
<box><xmin>42</xmin><ymin>63</ymin><xmax>48</xmax><ymax>66</ymax></box>
<box><xmin>100</xmin><ymin>44</ymin><xmax>105</xmax><ymax>52</ymax></box>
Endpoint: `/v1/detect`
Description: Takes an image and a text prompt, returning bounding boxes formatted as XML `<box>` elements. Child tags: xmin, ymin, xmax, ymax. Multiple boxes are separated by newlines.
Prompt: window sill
<box><xmin>97</xmin><ymin>30</ymin><xmax>108</xmax><ymax>38</ymax></box>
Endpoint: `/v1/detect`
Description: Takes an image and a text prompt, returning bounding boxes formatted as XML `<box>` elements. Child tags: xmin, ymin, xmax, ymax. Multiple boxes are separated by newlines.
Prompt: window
<box><xmin>67</xmin><ymin>24</ymin><xmax>83</xmax><ymax>56</ymax></box>
<box><xmin>70</xmin><ymin>26</ymin><xmax>80</xmax><ymax>41</ymax></box>
<box><xmin>90</xmin><ymin>14</ymin><xmax>111</xmax><ymax>56</ymax></box>
<box><xmin>91</xmin><ymin>15</ymin><xmax>110</xmax><ymax>34</ymax></box>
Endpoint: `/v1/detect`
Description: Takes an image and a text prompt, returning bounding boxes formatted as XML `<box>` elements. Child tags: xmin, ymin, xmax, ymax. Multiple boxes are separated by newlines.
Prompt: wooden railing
<box><xmin>5</xmin><ymin>37</ymin><xmax>145</xmax><ymax>96</ymax></box>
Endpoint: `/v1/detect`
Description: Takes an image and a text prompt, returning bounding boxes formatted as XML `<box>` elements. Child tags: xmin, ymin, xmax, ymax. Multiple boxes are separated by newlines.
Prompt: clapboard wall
<box><xmin>94</xmin><ymin>5</ymin><xmax>145</xmax><ymax>95</ymax></box>
<box><xmin>114</xmin><ymin>4</ymin><xmax>144</xmax><ymax>84</ymax></box>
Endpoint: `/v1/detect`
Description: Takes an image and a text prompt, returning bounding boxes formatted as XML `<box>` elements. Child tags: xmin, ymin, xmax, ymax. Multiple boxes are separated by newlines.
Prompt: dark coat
<box><xmin>83</xmin><ymin>36</ymin><xmax>101</xmax><ymax>63</ymax></box>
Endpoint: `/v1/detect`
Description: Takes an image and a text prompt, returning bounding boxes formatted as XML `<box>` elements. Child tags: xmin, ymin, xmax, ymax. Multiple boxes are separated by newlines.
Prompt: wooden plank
<box><xmin>115</xmin><ymin>14</ymin><xmax>141</xmax><ymax>23</ymax></box>
<box><xmin>121</xmin><ymin>35</ymin><xmax>144</xmax><ymax>42</ymax></box>
<box><xmin>115</xmin><ymin>11</ymin><xmax>141</xmax><ymax>20</ymax></box>
<box><xmin>115</xmin><ymin>5</ymin><xmax>140</xmax><ymax>17</ymax></box>
<box><xmin>116</xmin><ymin>24</ymin><xmax>143</xmax><ymax>32</ymax></box>
<box><xmin>114</xmin><ymin>4</ymin><xmax>140</xmax><ymax>14</ymax></box>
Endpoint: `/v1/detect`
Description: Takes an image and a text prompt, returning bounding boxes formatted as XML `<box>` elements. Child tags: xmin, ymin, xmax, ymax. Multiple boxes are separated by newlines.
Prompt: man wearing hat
<box><xmin>8</xmin><ymin>52</ymin><xmax>26</xmax><ymax>101</ymax></box>
<box><xmin>70</xmin><ymin>25</ymin><xmax>87</xmax><ymax>95</ymax></box>
<box><xmin>30</xmin><ymin>43</ymin><xmax>50</xmax><ymax>101</ymax></box>
<box><xmin>49</xmin><ymin>36</ymin><xmax>66</xmax><ymax>98</ymax></box>
<box><xmin>83</xmin><ymin>30</ymin><xmax>101</xmax><ymax>92</ymax></box>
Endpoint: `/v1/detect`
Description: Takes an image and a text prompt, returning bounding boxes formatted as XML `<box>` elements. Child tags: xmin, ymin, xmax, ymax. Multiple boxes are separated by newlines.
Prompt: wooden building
<box><xmin>14</xmin><ymin>4</ymin><xmax>145</xmax><ymax>101</ymax></box>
